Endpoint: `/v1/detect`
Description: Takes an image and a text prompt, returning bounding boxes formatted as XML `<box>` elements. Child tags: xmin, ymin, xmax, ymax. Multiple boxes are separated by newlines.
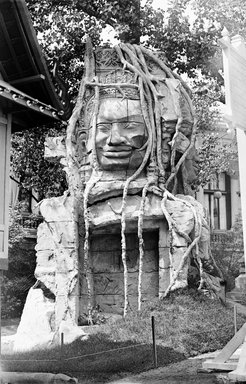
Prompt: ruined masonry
<box><xmin>14</xmin><ymin>41</ymin><xmax>212</xmax><ymax>351</ymax></box>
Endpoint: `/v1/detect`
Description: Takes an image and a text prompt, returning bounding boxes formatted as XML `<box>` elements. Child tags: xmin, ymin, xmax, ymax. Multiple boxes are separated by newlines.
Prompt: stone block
<box><xmin>36</xmin><ymin>250</ymin><xmax>55</xmax><ymax>269</ymax></box>
<box><xmin>91</xmin><ymin>234</ymin><xmax>122</xmax><ymax>252</ymax></box>
<box><xmin>172</xmin><ymin>247</ymin><xmax>188</xmax><ymax>271</ymax></box>
<box><xmin>56</xmin><ymin>248</ymin><xmax>78</xmax><ymax>273</ymax></box>
<box><xmin>166</xmin><ymin>199</ymin><xmax>194</xmax><ymax>235</ymax></box>
<box><xmin>171</xmin><ymin>263</ymin><xmax>189</xmax><ymax>290</ymax></box>
<box><xmin>159</xmin><ymin>267</ymin><xmax>171</xmax><ymax>294</ymax></box>
<box><xmin>91</xmin><ymin>248</ymin><xmax>158</xmax><ymax>274</ymax></box>
<box><xmin>83</xmin><ymin>270</ymin><xmax>159</xmax><ymax>297</ymax></box>
<box><xmin>55</xmin><ymin>270</ymin><xmax>78</xmax><ymax>296</ymax></box>
<box><xmin>36</xmin><ymin>221</ymin><xmax>78</xmax><ymax>254</ymax></box>
<box><xmin>89</xmin><ymin>194</ymin><xmax>165</xmax><ymax>228</ymax></box>
<box><xmin>80</xmin><ymin>289</ymin><xmax>160</xmax><ymax>314</ymax></box>
<box><xmin>159</xmin><ymin>221</ymin><xmax>169</xmax><ymax>247</ymax></box>
<box><xmin>35</xmin><ymin>223</ymin><xmax>55</xmax><ymax>251</ymax></box>
<box><xmin>40</xmin><ymin>195</ymin><xmax>77</xmax><ymax>222</ymax></box>
<box><xmin>89</xmin><ymin>178</ymin><xmax>147</xmax><ymax>204</ymax></box>
<box><xmin>172</xmin><ymin>230</ymin><xmax>188</xmax><ymax>247</ymax></box>
<box><xmin>91</xmin><ymin>250</ymin><xmax>122</xmax><ymax>272</ymax></box>
<box><xmin>34</xmin><ymin>269</ymin><xmax>56</xmax><ymax>293</ymax></box>
<box><xmin>159</xmin><ymin>247</ymin><xmax>170</xmax><ymax>269</ymax></box>
<box><xmin>141</xmin><ymin>251</ymin><xmax>159</xmax><ymax>272</ymax></box>
<box><xmin>55</xmin><ymin>270</ymin><xmax>79</xmax><ymax>324</ymax></box>
<box><xmin>47</xmin><ymin>221</ymin><xmax>78</xmax><ymax>248</ymax></box>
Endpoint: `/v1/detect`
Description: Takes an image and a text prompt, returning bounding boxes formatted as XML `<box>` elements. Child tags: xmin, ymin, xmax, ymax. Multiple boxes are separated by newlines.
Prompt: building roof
<box><xmin>0</xmin><ymin>0</ymin><xmax>71</xmax><ymax>131</ymax></box>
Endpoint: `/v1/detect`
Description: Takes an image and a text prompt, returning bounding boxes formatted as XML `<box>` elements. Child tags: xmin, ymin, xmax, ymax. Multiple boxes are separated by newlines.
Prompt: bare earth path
<box><xmin>105</xmin><ymin>358</ymin><xmax>229</xmax><ymax>384</ymax></box>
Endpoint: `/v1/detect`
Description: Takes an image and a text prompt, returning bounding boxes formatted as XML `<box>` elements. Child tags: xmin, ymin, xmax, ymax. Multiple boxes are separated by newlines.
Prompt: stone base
<box><xmin>14</xmin><ymin>287</ymin><xmax>87</xmax><ymax>352</ymax></box>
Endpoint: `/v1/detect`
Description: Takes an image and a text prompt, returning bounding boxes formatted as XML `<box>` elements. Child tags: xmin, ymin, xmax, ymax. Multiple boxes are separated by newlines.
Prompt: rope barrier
<box><xmin>2</xmin><ymin>311</ymin><xmax>243</xmax><ymax>364</ymax></box>
<box><xmin>64</xmin><ymin>343</ymin><xmax>147</xmax><ymax>361</ymax></box>
<box><xmin>2</xmin><ymin>343</ymin><xmax>148</xmax><ymax>363</ymax></box>
<box><xmin>1</xmin><ymin>324</ymin><xmax>239</xmax><ymax>364</ymax></box>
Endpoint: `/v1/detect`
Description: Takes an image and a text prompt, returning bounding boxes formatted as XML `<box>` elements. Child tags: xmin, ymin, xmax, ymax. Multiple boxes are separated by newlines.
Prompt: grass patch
<box><xmin>2</xmin><ymin>288</ymin><xmax>246</xmax><ymax>383</ymax></box>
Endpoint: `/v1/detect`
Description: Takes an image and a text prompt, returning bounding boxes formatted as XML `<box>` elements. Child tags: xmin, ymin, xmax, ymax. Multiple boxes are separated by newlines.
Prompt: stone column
<box><xmin>38</xmin><ymin>195</ymin><xmax>80</xmax><ymax>327</ymax></box>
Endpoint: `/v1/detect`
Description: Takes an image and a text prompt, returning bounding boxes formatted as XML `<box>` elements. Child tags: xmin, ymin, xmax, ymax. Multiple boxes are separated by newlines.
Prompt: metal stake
<box><xmin>151</xmin><ymin>315</ymin><xmax>157</xmax><ymax>368</ymax></box>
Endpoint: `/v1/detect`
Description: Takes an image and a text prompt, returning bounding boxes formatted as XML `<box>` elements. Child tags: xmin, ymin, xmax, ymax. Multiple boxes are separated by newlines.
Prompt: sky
<box><xmin>150</xmin><ymin>0</ymin><xmax>168</xmax><ymax>10</ymax></box>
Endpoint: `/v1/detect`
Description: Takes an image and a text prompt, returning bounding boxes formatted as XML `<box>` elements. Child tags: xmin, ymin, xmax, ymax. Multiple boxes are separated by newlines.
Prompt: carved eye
<box><xmin>97</xmin><ymin>123</ymin><xmax>111</xmax><ymax>133</ymax></box>
<box><xmin>124</xmin><ymin>122</ymin><xmax>144</xmax><ymax>130</ymax></box>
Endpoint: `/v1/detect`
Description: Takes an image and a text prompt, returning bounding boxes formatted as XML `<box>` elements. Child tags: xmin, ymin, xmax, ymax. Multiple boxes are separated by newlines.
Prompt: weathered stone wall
<box><xmin>80</xmin><ymin>231</ymin><xmax>159</xmax><ymax>313</ymax></box>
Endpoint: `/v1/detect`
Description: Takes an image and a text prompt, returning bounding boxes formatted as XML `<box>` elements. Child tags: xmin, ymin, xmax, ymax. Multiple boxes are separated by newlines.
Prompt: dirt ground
<box><xmin>105</xmin><ymin>358</ymin><xmax>230</xmax><ymax>384</ymax></box>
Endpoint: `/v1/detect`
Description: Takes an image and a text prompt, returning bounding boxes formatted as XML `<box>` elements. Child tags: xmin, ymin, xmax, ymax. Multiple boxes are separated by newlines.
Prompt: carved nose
<box><xmin>107</xmin><ymin>124</ymin><xmax>126</xmax><ymax>145</ymax></box>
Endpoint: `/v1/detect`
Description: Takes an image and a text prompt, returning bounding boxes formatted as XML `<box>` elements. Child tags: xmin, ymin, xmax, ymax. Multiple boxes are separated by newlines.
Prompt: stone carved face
<box><xmin>88</xmin><ymin>98</ymin><xmax>148</xmax><ymax>171</ymax></box>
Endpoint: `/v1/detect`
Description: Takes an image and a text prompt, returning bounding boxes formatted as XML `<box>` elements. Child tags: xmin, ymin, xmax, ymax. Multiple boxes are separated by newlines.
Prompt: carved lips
<box><xmin>102</xmin><ymin>145</ymin><xmax>133</xmax><ymax>158</ymax></box>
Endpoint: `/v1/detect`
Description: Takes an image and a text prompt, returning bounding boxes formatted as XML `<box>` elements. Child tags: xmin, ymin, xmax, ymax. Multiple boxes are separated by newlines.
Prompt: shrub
<box><xmin>211</xmin><ymin>212</ymin><xmax>244</xmax><ymax>291</ymax></box>
<box><xmin>2</xmin><ymin>203</ymin><xmax>36</xmax><ymax>319</ymax></box>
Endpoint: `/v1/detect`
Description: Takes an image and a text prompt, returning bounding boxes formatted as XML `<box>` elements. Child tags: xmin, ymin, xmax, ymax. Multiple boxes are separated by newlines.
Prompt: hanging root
<box><xmin>91</xmin><ymin>80</ymin><xmax>100</xmax><ymax>170</ymax></box>
<box><xmin>159</xmin><ymin>190</ymin><xmax>203</xmax><ymax>298</ymax></box>
<box><xmin>197</xmin><ymin>254</ymin><xmax>205</xmax><ymax>290</ymax></box>
<box><xmin>137</xmin><ymin>181</ymin><xmax>151</xmax><ymax>311</ymax></box>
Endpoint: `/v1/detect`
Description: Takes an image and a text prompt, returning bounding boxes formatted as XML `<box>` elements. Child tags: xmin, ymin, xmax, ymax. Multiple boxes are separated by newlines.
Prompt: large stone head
<box><xmin>70</xmin><ymin>40</ymin><xmax>196</xmax><ymax>195</ymax></box>
<box><xmin>84</xmin><ymin>71</ymin><xmax>148</xmax><ymax>172</ymax></box>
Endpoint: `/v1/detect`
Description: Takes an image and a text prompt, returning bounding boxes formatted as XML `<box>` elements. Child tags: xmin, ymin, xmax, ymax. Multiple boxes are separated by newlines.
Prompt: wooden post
<box><xmin>0</xmin><ymin>115</ymin><xmax>11</xmax><ymax>271</ymax></box>
<box><xmin>60</xmin><ymin>332</ymin><xmax>64</xmax><ymax>359</ymax></box>
<box><xmin>60</xmin><ymin>331</ymin><xmax>65</xmax><ymax>370</ymax></box>
<box><xmin>0</xmin><ymin>114</ymin><xmax>11</xmax><ymax>374</ymax></box>
<box><xmin>151</xmin><ymin>316</ymin><xmax>157</xmax><ymax>368</ymax></box>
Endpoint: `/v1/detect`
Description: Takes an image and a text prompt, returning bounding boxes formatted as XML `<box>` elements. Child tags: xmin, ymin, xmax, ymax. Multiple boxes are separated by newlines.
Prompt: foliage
<box><xmin>2</xmin><ymin>204</ymin><xmax>37</xmax><ymax>319</ymax></box>
<box><xmin>195</xmin><ymin>133</ymin><xmax>237</xmax><ymax>187</ymax></box>
<box><xmin>11</xmin><ymin>123</ymin><xmax>67</xmax><ymax>201</ymax></box>
<box><xmin>27</xmin><ymin>0</ymin><xmax>102</xmax><ymax>101</ymax></box>
<box><xmin>78</xmin><ymin>304</ymin><xmax>107</xmax><ymax>325</ymax></box>
<box><xmin>211</xmin><ymin>212</ymin><xmax>244</xmax><ymax>290</ymax></box>
<box><xmin>191</xmin><ymin>78</ymin><xmax>237</xmax><ymax>187</ymax></box>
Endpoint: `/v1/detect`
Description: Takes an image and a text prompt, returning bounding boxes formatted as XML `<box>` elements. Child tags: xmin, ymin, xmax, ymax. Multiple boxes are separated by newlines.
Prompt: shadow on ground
<box><xmin>2</xmin><ymin>333</ymin><xmax>186</xmax><ymax>383</ymax></box>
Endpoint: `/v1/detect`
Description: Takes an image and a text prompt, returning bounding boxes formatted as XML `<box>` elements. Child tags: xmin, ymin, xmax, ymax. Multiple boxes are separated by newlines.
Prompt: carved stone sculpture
<box><xmin>14</xmin><ymin>40</ymin><xmax>217</xmax><ymax>350</ymax></box>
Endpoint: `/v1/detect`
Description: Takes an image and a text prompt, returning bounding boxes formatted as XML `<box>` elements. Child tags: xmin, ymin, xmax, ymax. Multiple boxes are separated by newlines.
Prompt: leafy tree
<box><xmin>191</xmin><ymin>78</ymin><xmax>237</xmax><ymax>187</ymax></box>
<box><xmin>11</xmin><ymin>123</ymin><xmax>67</xmax><ymax>201</ymax></box>
<box><xmin>211</xmin><ymin>212</ymin><xmax>244</xmax><ymax>291</ymax></box>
